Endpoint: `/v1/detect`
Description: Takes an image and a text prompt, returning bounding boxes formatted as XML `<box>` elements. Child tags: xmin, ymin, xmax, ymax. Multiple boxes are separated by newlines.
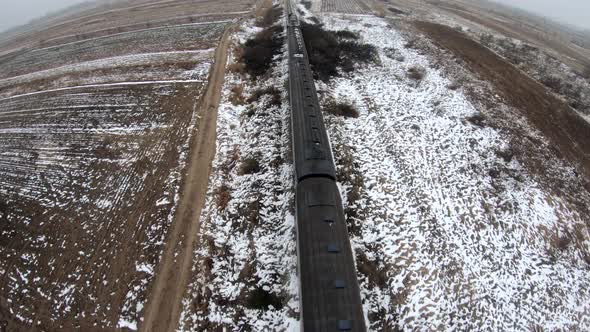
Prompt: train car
<box><xmin>286</xmin><ymin>2</ymin><xmax>367</xmax><ymax>331</ymax></box>
<box><xmin>295</xmin><ymin>177</ymin><xmax>366</xmax><ymax>331</ymax></box>
<box><xmin>287</xmin><ymin>7</ymin><xmax>337</xmax><ymax>181</ymax></box>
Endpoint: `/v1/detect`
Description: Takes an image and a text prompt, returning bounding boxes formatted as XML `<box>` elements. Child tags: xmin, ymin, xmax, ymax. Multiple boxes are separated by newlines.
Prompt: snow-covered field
<box><xmin>0</xmin><ymin>80</ymin><xmax>208</xmax><ymax>329</ymax></box>
<box><xmin>0</xmin><ymin>49</ymin><xmax>213</xmax><ymax>98</ymax></box>
<box><xmin>0</xmin><ymin>17</ymin><xmax>232</xmax><ymax>330</ymax></box>
<box><xmin>178</xmin><ymin>19</ymin><xmax>300</xmax><ymax>330</ymax></box>
<box><xmin>315</xmin><ymin>14</ymin><xmax>590</xmax><ymax>331</ymax></box>
<box><xmin>0</xmin><ymin>22</ymin><xmax>227</xmax><ymax>80</ymax></box>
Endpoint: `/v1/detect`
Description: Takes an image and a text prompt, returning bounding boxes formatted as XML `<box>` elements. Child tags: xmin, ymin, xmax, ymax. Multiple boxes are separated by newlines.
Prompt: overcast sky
<box><xmin>0</xmin><ymin>0</ymin><xmax>589</xmax><ymax>33</ymax></box>
<box><xmin>492</xmin><ymin>0</ymin><xmax>590</xmax><ymax>29</ymax></box>
<box><xmin>0</xmin><ymin>0</ymin><xmax>90</xmax><ymax>33</ymax></box>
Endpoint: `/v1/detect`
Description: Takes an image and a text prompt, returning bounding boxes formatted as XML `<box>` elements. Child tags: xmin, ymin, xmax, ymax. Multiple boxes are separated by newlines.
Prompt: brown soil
<box><xmin>0</xmin><ymin>82</ymin><xmax>204</xmax><ymax>332</ymax></box>
<box><xmin>0</xmin><ymin>59</ymin><xmax>207</xmax><ymax>99</ymax></box>
<box><xmin>139</xmin><ymin>23</ymin><xmax>234</xmax><ymax>332</ymax></box>
<box><xmin>415</xmin><ymin>21</ymin><xmax>590</xmax><ymax>179</ymax></box>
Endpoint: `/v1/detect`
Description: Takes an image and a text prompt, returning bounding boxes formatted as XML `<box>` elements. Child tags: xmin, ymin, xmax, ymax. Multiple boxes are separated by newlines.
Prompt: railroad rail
<box><xmin>286</xmin><ymin>1</ymin><xmax>366</xmax><ymax>331</ymax></box>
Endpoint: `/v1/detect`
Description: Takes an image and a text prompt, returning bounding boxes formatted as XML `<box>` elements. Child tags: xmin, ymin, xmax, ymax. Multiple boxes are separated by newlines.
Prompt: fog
<box><xmin>0</xmin><ymin>0</ymin><xmax>90</xmax><ymax>33</ymax></box>
<box><xmin>0</xmin><ymin>0</ymin><xmax>589</xmax><ymax>34</ymax></box>
<box><xmin>492</xmin><ymin>0</ymin><xmax>590</xmax><ymax>30</ymax></box>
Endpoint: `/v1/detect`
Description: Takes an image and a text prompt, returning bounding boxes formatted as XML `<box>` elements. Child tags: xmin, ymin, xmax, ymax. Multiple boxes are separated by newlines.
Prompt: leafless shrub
<box><xmin>245</xmin><ymin>287</ymin><xmax>283</xmax><ymax>310</ymax></box>
<box><xmin>552</xmin><ymin>232</ymin><xmax>572</xmax><ymax>251</ymax></box>
<box><xmin>94</xmin><ymin>136</ymin><xmax>121</xmax><ymax>159</ymax></box>
<box><xmin>238</xmin><ymin>158</ymin><xmax>261</xmax><ymax>175</ymax></box>
<box><xmin>308</xmin><ymin>16</ymin><xmax>321</xmax><ymax>25</ymax></box>
<box><xmin>495</xmin><ymin>148</ymin><xmax>514</xmax><ymax>163</ymax></box>
<box><xmin>215</xmin><ymin>184</ymin><xmax>231</xmax><ymax>211</ymax></box>
<box><xmin>229</xmin><ymin>84</ymin><xmax>246</xmax><ymax>105</ymax></box>
<box><xmin>448</xmin><ymin>81</ymin><xmax>461</xmax><ymax>90</ymax></box>
<box><xmin>247</xmin><ymin>86</ymin><xmax>281</xmax><ymax>107</ymax></box>
<box><xmin>407</xmin><ymin>66</ymin><xmax>426</xmax><ymax>80</ymax></box>
<box><xmin>242</xmin><ymin>26</ymin><xmax>284</xmax><ymax>77</ymax></box>
<box><xmin>479</xmin><ymin>32</ymin><xmax>494</xmax><ymax>47</ymax></box>
<box><xmin>335</xmin><ymin>144</ymin><xmax>365</xmax><ymax>236</ymax></box>
<box><xmin>404</xmin><ymin>38</ymin><xmax>417</xmax><ymax>49</ymax></box>
<box><xmin>356</xmin><ymin>250</ymin><xmax>388</xmax><ymax>288</ymax></box>
<box><xmin>334</xmin><ymin>30</ymin><xmax>359</xmax><ymax>40</ymax></box>
<box><xmin>228</xmin><ymin>61</ymin><xmax>246</xmax><ymax>73</ymax></box>
<box><xmin>244</xmin><ymin>106</ymin><xmax>256</xmax><ymax>118</ymax></box>
<box><xmin>387</xmin><ymin>7</ymin><xmax>406</xmax><ymax>15</ymax></box>
<box><xmin>300</xmin><ymin>22</ymin><xmax>378</xmax><ymax>80</ymax></box>
<box><xmin>323</xmin><ymin>100</ymin><xmax>359</xmax><ymax>118</ymax></box>
<box><xmin>466</xmin><ymin>113</ymin><xmax>486</xmax><ymax>127</ymax></box>
<box><xmin>256</xmin><ymin>5</ymin><xmax>283</xmax><ymax>27</ymax></box>
<box><xmin>383</xmin><ymin>47</ymin><xmax>396</xmax><ymax>59</ymax></box>
<box><xmin>0</xmin><ymin>199</ymin><xmax>8</xmax><ymax>216</ymax></box>
<box><xmin>540</xmin><ymin>74</ymin><xmax>563</xmax><ymax>91</ymax></box>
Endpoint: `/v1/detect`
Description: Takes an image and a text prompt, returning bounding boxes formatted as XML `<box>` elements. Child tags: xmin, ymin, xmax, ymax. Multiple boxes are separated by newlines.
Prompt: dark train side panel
<box><xmin>296</xmin><ymin>178</ymin><xmax>366</xmax><ymax>331</ymax></box>
<box><xmin>287</xmin><ymin>13</ymin><xmax>336</xmax><ymax>181</ymax></box>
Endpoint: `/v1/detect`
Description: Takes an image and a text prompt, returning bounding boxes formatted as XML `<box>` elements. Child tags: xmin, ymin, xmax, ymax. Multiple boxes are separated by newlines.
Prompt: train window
<box><xmin>310</xmin><ymin>119</ymin><xmax>319</xmax><ymax>129</ymax></box>
<box><xmin>312</xmin><ymin>129</ymin><xmax>321</xmax><ymax>143</ymax></box>
<box><xmin>334</xmin><ymin>280</ymin><xmax>346</xmax><ymax>289</ymax></box>
<box><xmin>338</xmin><ymin>320</ymin><xmax>352</xmax><ymax>331</ymax></box>
<box><xmin>327</xmin><ymin>244</ymin><xmax>340</xmax><ymax>253</ymax></box>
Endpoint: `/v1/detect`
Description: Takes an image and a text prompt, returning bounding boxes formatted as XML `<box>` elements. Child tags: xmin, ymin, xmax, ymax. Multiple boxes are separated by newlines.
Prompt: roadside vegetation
<box><xmin>323</xmin><ymin>99</ymin><xmax>359</xmax><ymax>118</ymax></box>
<box><xmin>178</xmin><ymin>5</ymin><xmax>298</xmax><ymax>330</ymax></box>
<box><xmin>299</xmin><ymin>22</ymin><xmax>379</xmax><ymax>81</ymax></box>
<box><xmin>240</xmin><ymin>5</ymin><xmax>284</xmax><ymax>77</ymax></box>
<box><xmin>479</xmin><ymin>32</ymin><xmax>590</xmax><ymax>116</ymax></box>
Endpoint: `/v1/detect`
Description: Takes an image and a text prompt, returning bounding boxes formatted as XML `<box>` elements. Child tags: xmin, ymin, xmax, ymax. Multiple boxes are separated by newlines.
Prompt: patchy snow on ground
<box><xmin>0</xmin><ymin>49</ymin><xmax>213</xmax><ymax>94</ymax></box>
<box><xmin>475</xmin><ymin>32</ymin><xmax>590</xmax><ymax>117</ymax></box>
<box><xmin>177</xmin><ymin>19</ymin><xmax>300</xmax><ymax>331</ymax></box>
<box><xmin>0</xmin><ymin>47</ymin><xmax>214</xmax><ymax>331</ymax></box>
<box><xmin>317</xmin><ymin>13</ymin><xmax>590</xmax><ymax>331</ymax></box>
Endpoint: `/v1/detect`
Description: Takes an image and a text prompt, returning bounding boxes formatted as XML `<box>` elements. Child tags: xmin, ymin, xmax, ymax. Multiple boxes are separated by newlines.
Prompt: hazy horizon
<box><xmin>491</xmin><ymin>0</ymin><xmax>590</xmax><ymax>30</ymax></box>
<box><xmin>0</xmin><ymin>0</ymin><xmax>589</xmax><ymax>34</ymax></box>
<box><xmin>0</xmin><ymin>0</ymin><xmax>91</xmax><ymax>33</ymax></box>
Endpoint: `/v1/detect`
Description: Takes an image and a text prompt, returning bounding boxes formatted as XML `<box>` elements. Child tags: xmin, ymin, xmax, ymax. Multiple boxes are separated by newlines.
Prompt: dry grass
<box><xmin>407</xmin><ymin>65</ymin><xmax>426</xmax><ymax>80</ymax></box>
<box><xmin>242</xmin><ymin>26</ymin><xmax>284</xmax><ymax>77</ymax></box>
<box><xmin>356</xmin><ymin>250</ymin><xmax>388</xmax><ymax>289</ymax></box>
<box><xmin>495</xmin><ymin>148</ymin><xmax>514</xmax><ymax>163</ymax></box>
<box><xmin>247</xmin><ymin>86</ymin><xmax>282</xmax><ymax>107</ymax></box>
<box><xmin>238</xmin><ymin>157</ymin><xmax>261</xmax><ymax>175</ymax></box>
<box><xmin>227</xmin><ymin>62</ymin><xmax>246</xmax><ymax>73</ymax></box>
<box><xmin>465</xmin><ymin>112</ymin><xmax>487</xmax><ymax>127</ymax></box>
<box><xmin>229</xmin><ymin>84</ymin><xmax>246</xmax><ymax>105</ymax></box>
<box><xmin>256</xmin><ymin>5</ymin><xmax>283</xmax><ymax>28</ymax></box>
<box><xmin>323</xmin><ymin>100</ymin><xmax>359</xmax><ymax>118</ymax></box>
<box><xmin>215</xmin><ymin>184</ymin><xmax>232</xmax><ymax>211</ymax></box>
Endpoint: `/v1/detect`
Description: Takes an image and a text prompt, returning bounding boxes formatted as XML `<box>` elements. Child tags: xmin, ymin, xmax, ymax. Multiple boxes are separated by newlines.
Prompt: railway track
<box><xmin>286</xmin><ymin>2</ymin><xmax>366</xmax><ymax>331</ymax></box>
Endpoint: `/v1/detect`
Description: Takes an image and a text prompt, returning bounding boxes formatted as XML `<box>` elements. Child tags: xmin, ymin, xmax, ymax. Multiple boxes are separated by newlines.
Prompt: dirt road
<box><xmin>139</xmin><ymin>24</ymin><xmax>233</xmax><ymax>332</ymax></box>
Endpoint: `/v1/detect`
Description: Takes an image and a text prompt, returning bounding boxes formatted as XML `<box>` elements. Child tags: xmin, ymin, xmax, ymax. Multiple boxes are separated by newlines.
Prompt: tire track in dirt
<box><xmin>139</xmin><ymin>24</ymin><xmax>234</xmax><ymax>332</ymax></box>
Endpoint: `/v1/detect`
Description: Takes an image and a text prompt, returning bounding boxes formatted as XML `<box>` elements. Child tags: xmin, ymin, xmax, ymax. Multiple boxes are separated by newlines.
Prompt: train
<box><xmin>286</xmin><ymin>2</ymin><xmax>367</xmax><ymax>331</ymax></box>
<box><xmin>287</xmin><ymin>12</ymin><xmax>336</xmax><ymax>181</ymax></box>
